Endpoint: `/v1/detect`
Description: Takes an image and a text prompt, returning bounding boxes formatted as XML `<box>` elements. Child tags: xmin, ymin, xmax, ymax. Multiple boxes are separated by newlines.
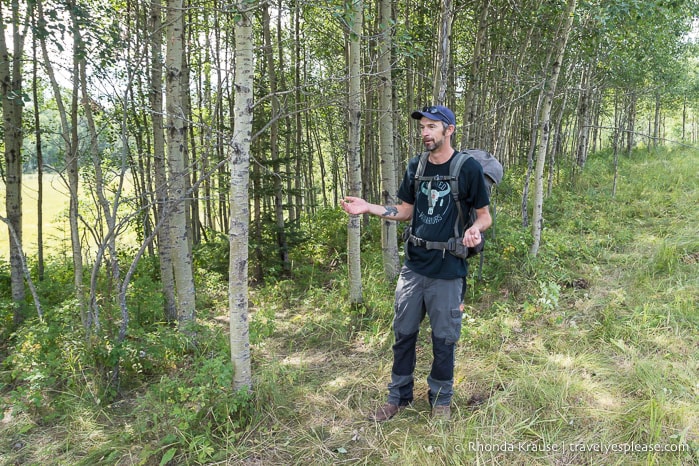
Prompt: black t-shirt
<box><xmin>397</xmin><ymin>151</ymin><xmax>490</xmax><ymax>279</ymax></box>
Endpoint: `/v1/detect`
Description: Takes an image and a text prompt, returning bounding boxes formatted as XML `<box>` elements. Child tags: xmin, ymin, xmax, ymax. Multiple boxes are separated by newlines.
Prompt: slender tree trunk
<box><xmin>461</xmin><ymin>0</ymin><xmax>489</xmax><ymax>148</ymax></box>
<box><xmin>68</xmin><ymin>0</ymin><xmax>87</xmax><ymax>329</ymax></box>
<box><xmin>433</xmin><ymin>0</ymin><xmax>453</xmax><ymax>104</ymax></box>
<box><xmin>521</xmin><ymin>92</ymin><xmax>542</xmax><ymax>228</ymax></box>
<box><xmin>210</xmin><ymin>7</ymin><xmax>223</xmax><ymax>234</ymax></box>
<box><xmin>128</xmin><ymin>81</ymin><xmax>155</xmax><ymax>258</ymax></box>
<box><xmin>251</xmin><ymin>158</ymin><xmax>264</xmax><ymax>283</ymax></box>
<box><xmin>403</xmin><ymin>3</ymin><xmax>415</xmax><ymax>155</ymax></box>
<box><xmin>625</xmin><ymin>92</ymin><xmax>636</xmax><ymax>154</ymax></box>
<box><xmin>182</xmin><ymin>11</ymin><xmax>200</xmax><ymax>247</ymax></box>
<box><xmin>550</xmin><ymin>92</ymin><xmax>568</xmax><ymax>196</ymax></box>
<box><xmin>575</xmin><ymin>64</ymin><xmax>592</xmax><ymax>168</ymax></box>
<box><xmin>362</xmin><ymin>88</ymin><xmax>375</xmax><ymax>204</ymax></box>
<box><xmin>262</xmin><ymin>3</ymin><xmax>290</xmax><ymax>275</ymax></box>
<box><xmin>681</xmin><ymin>96</ymin><xmax>687</xmax><ymax>142</ymax></box>
<box><xmin>293</xmin><ymin>1</ymin><xmax>305</xmax><ymax>215</ymax></box>
<box><xmin>166</xmin><ymin>0</ymin><xmax>196</xmax><ymax>326</ymax></box>
<box><xmin>201</xmin><ymin>25</ymin><xmax>214</xmax><ymax>233</ymax></box>
<box><xmin>75</xmin><ymin>8</ymin><xmax>119</xmax><ymax>331</ymax></box>
<box><xmin>653</xmin><ymin>92</ymin><xmax>661</xmax><ymax>148</ymax></box>
<box><xmin>346</xmin><ymin>0</ymin><xmax>364</xmax><ymax>305</ymax></box>
<box><xmin>229</xmin><ymin>0</ymin><xmax>256</xmax><ymax>392</ymax></box>
<box><xmin>36</xmin><ymin>0</ymin><xmax>87</xmax><ymax>327</ymax></box>
<box><xmin>378</xmin><ymin>0</ymin><xmax>399</xmax><ymax>281</ymax></box>
<box><xmin>612</xmin><ymin>92</ymin><xmax>621</xmax><ymax>197</ymax></box>
<box><xmin>150</xmin><ymin>0</ymin><xmax>177</xmax><ymax>322</ymax></box>
<box><xmin>32</xmin><ymin>32</ymin><xmax>44</xmax><ymax>281</ymax></box>
<box><xmin>273</xmin><ymin>1</ymin><xmax>296</xmax><ymax>224</ymax></box>
<box><xmin>0</xmin><ymin>0</ymin><xmax>28</xmax><ymax>324</ymax></box>
<box><xmin>531</xmin><ymin>0</ymin><xmax>577</xmax><ymax>256</ymax></box>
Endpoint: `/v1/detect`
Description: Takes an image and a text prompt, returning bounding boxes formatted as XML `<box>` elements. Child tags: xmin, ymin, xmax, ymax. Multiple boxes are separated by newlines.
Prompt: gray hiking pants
<box><xmin>387</xmin><ymin>266</ymin><xmax>463</xmax><ymax>407</ymax></box>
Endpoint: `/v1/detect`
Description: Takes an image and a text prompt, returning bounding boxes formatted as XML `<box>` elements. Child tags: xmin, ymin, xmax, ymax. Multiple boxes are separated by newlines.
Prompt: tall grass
<box><xmin>1</xmin><ymin>148</ymin><xmax>697</xmax><ymax>465</ymax></box>
<box><xmin>0</xmin><ymin>174</ymin><xmax>72</xmax><ymax>257</ymax></box>
<box><xmin>0</xmin><ymin>173</ymin><xmax>139</xmax><ymax>258</ymax></box>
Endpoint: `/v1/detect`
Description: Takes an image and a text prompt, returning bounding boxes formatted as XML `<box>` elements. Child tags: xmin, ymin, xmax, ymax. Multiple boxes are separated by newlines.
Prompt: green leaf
<box><xmin>159</xmin><ymin>448</ymin><xmax>177</xmax><ymax>466</ymax></box>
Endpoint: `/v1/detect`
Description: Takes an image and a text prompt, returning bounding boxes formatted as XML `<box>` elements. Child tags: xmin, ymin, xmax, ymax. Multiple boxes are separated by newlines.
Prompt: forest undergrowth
<box><xmin>1</xmin><ymin>147</ymin><xmax>698</xmax><ymax>465</ymax></box>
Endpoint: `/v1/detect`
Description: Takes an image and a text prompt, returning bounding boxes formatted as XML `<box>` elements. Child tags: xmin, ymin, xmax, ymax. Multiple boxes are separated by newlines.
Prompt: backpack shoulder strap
<box><xmin>413</xmin><ymin>151</ymin><xmax>430</xmax><ymax>195</ymax></box>
<box><xmin>448</xmin><ymin>151</ymin><xmax>473</xmax><ymax>236</ymax></box>
<box><xmin>448</xmin><ymin>151</ymin><xmax>472</xmax><ymax>197</ymax></box>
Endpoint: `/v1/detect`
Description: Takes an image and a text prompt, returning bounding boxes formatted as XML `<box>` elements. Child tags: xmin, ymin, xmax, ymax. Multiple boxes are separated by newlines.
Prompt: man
<box><xmin>340</xmin><ymin>105</ymin><xmax>492</xmax><ymax>421</ymax></box>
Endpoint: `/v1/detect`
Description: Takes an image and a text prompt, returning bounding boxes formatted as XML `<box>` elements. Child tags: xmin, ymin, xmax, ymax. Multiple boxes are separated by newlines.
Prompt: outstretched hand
<box><xmin>340</xmin><ymin>196</ymin><xmax>369</xmax><ymax>215</ymax></box>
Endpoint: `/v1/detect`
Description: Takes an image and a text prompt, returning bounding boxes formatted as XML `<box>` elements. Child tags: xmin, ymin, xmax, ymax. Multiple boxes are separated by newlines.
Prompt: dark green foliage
<box><xmin>193</xmin><ymin>230</ymin><xmax>230</xmax><ymax>277</ymax></box>
<box><xmin>292</xmin><ymin>206</ymin><xmax>348</xmax><ymax>269</ymax></box>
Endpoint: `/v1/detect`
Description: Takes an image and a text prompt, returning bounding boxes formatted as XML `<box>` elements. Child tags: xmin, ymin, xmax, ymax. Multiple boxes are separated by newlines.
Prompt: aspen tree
<box><xmin>229</xmin><ymin>0</ymin><xmax>256</xmax><ymax>390</ymax></box>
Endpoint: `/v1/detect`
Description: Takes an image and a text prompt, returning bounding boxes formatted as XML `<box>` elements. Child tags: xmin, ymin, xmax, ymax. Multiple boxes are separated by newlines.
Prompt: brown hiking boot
<box><xmin>367</xmin><ymin>403</ymin><xmax>406</xmax><ymax>422</ymax></box>
<box><xmin>431</xmin><ymin>405</ymin><xmax>451</xmax><ymax>421</ymax></box>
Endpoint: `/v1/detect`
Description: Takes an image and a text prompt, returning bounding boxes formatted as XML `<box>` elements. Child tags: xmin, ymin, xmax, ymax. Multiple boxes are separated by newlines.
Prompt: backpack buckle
<box><xmin>409</xmin><ymin>235</ymin><xmax>426</xmax><ymax>247</ymax></box>
<box><xmin>446</xmin><ymin>237</ymin><xmax>469</xmax><ymax>259</ymax></box>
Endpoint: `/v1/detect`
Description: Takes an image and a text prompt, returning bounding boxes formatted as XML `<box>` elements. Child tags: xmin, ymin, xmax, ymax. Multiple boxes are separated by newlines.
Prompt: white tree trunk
<box><xmin>229</xmin><ymin>0</ymin><xmax>256</xmax><ymax>391</ymax></box>
<box><xmin>531</xmin><ymin>0</ymin><xmax>577</xmax><ymax>256</ymax></box>
<box><xmin>347</xmin><ymin>0</ymin><xmax>364</xmax><ymax>304</ymax></box>
<box><xmin>36</xmin><ymin>0</ymin><xmax>87</xmax><ymax>328</ymax></box>
<box><xmin>378</xmin><ymin>0</ymin><xmax>399</xmax><ymax>281</ymax></box>
<box><xmin>166</xmin><ymin>0</ymin><xmax>197</xmax><ymax>325</ymax></box>
<box><xmin>0</xmin><ymin>0</ymin><xmax>27</xmax><ymax>323</ymax></box>
<box><xmin>575</xmin><ymin>64</ymin><xmax>592</xmax><ymax>168</ymax></box>
<box><xmin>150</xmin><ymin>0</ymin><xmax>177</xmax><ymax>322</ymax></box>
<box><xmin>433</xmin><ymin>0</ymin><xmax>453</xmax><ymax>104</ymax></box>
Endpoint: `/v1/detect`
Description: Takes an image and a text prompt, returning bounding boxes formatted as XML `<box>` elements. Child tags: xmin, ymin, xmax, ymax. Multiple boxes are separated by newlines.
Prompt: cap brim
<box><xmin>411</xmin><ymin>111</ymin><xmax>442</xmax><ymax>121</ymax></box>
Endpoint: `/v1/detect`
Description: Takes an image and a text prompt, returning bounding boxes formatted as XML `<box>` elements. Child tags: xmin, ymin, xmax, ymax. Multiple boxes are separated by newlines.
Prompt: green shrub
<box><xmin>128</xmin><ymin>353</ymin><xmax>254</xmax><ymax>464</ymax></box>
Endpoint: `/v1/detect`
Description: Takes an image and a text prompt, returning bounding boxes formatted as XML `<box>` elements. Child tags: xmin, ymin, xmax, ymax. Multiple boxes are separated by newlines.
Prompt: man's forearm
<box><xmin>470</xmin><ymin>207</ymin><xmax>492</xmax><ymax>232</ymax></box>
<box><xmin>368</xmin><ymin>202</ymin><xmax>412</xmax><ymax>221</ymax></box>
<box><xmin>380</xmin><ymin>205</ymin><xmax>399</xmax><ymax>217</ymax></box>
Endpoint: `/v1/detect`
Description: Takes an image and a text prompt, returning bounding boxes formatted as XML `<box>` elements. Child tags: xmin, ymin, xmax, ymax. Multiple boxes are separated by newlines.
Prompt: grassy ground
<box><xmin>239</xmin><ymin>147</ymin><xmax>699</xmax><ymax>465</ymax></box>
<box><xmin>1</xmin><ymin>147</ymin><xmax>697</xmax><ymax>465</ymax></box>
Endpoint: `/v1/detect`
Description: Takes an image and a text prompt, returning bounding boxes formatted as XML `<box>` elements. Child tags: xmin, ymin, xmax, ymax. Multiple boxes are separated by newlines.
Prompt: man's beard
<box><xmin>424</xmin><ymin>135</ymin><xmax>444</xmax><ymax>152</ymax></box>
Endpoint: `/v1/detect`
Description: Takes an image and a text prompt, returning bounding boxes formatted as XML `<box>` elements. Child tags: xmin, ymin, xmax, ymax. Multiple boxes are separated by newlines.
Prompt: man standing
<box><xmin>340</xmin><ymin>105</ymin><xmax>492</xmax><ymax>421</ymax></box>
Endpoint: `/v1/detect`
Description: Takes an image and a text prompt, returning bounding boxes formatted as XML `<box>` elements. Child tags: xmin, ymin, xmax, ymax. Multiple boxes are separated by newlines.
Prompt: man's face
<box><xmin>419</xmin><ymin>117</ymin><xmax>452</xmax><ymax>151</ymax></box>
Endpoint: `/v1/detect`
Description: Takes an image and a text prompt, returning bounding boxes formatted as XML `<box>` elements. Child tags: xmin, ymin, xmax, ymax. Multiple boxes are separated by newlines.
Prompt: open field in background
<box><xmin>0</xmin><ymin>174</ymin><xmax>72</xmax><ymax>257</ymax></box>
<box><xmin>0</xmin><ymin>147</ymin><xmax>697</xmax><ymax>465</ymax></box>
<box><xmin>0</xmin><ymin>173</ymin><xmax>139</xmax><ymax>260</ymax></box>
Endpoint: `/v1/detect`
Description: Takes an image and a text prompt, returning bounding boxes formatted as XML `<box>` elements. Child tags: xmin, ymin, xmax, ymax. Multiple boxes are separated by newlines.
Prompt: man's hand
<box><xmin>462</xmin><ymin>226</ymin><xmax>482</xmax><ymax>248</ymax></box>
<box><xmin>462</xmin><ymin>206</ymin><xmax>491</xmax><ymax>247</ymax></box>
<box><xmin>340</xmin><ymin>196</ymin><xmax>369</xmax><ymax>215</ymax></box>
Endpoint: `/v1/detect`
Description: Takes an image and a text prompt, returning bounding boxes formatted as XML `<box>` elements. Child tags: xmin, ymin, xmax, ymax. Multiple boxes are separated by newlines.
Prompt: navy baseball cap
<box><xmin>411</xmin><ymin>105</ymin><xmax>456</xmax><ymax>126</ymax></box>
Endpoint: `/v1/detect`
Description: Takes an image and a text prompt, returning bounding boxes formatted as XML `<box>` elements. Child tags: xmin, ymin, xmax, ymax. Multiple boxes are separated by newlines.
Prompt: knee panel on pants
<box><xmin>430</xmin><ymin>334</ymin><xmax>455</xmax><ymax>381</ymax></box>
<box><xmin>392</xmin><ymin>331</ymin><xmax>418</xmax><ymax>376</ymax></box>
